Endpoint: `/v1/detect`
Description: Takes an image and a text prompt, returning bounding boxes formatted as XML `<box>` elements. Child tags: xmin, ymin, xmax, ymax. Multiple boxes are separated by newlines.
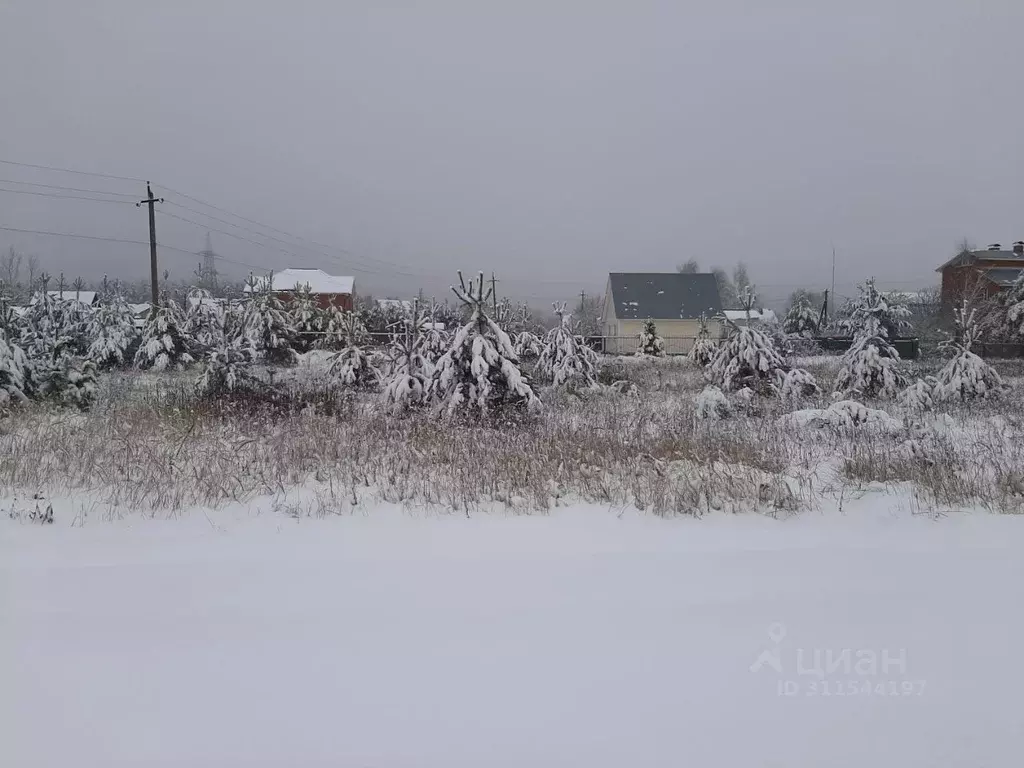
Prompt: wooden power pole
<box><xmin>137</xmin><ymin>182</ymin><xmax>164</xmax><ymax>307</ymax></box>
<box><xmin>489</xmin><ymin>272</ymin><xmax>499</xmax><ymax>315</ymax></box>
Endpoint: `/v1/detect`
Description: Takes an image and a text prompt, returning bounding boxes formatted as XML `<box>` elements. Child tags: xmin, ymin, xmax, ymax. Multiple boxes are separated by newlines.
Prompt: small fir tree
<box><xmin>195</xmin><ymin>345</ymin><xmax>264</xmax><ymax>398</ymax></box>
<box><xmin>834</xmin><ymin>278</ymin><xmax>907</xmax><ymax>399</ymax></box>
<box><xmin>932</xmin><ymin>300</ymin><xmax>1004</xmax><ymax>402</ymax></box>
<box><xmin>708</xmin><ymin>288</ymin><xmax>795</xmax><ymax>394</ymax></box>
<box><xmin>636</xmin><ymin>319</ymin><xmax>665</xmax><ymax>357</ymax></box>
<box><xmin>381</xmin><ymin>300</ymin><xmax>431</xmax><ymax>413</ymax></box>
<box><xmin>326</xmin><ymin>309</ymin><xmax>380</xmax><ymax>389</ymax></box>
<box><xmin>184</xmin><ymin>286</ymin><xmax>225</xmax><ymax>350</ymax></box>
<box><xmin>0</xmin><ymin>334</ymin><xmax>30</xmax><ymax>409</ymax></box>
<box><xmin>687</xmin><ymin>313</ymin><xmax>717</xmax><ymax>367</ymax></box>
<box><xmin>982</xmin><ymin>271</ymin><xmax>1024</xmax><ymax>341</ymax></box>
<box><xmin>783</xmin><ymin>292</ymin><xmax>819</xmax><ymax>337</ymax></box>
<box><xmin>240</xmin><ymin>275</ymin><xmax>299</xmax><ymax>366</ymax></box>
<box><xmin>429</xmin><ymin>271</ymin><xmax>539</xmax><ymax>417</ymax></box>
<box><xmin>537</xmin><ymin>303</ymin><xmax>598</xmax><ymax>389</ymax></box>
<box><xmin>289</xmin><ymin>282</ymin><xmax>324</xmax><ymax>352</ymax></box>
<box><xmin>87</xmin><ymin>278</ymin><xmax>140</xmax><ymax>369</ymax></box>
<box><xmin>134</xmin><ymin>297</ymin><xmax>196</xmax><ymax>371</ymax></box>
<box><xmin>513</xmin><ymin>330</ymin><xmax>544</xmax><ymax>361</ymax></box>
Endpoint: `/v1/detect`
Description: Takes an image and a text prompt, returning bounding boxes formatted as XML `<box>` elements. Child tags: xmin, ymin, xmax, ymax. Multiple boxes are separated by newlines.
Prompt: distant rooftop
<box><xmin>607</xmin><ymin>272</ymin><xmax>722</xmax><ymax>320</ymax></box>
<box><xmin>244</xmin><ymin>268</ymin><xmax>354</xmax><ymax>294</ymax></box>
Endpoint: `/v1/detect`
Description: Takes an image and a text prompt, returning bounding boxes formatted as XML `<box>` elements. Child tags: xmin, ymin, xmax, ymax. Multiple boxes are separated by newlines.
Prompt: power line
<box><xmin>0</xmin><ymin>178</ymin><xmax>138</xmax><ymax>198</ymax></box>
<box><xmin>0</xmin><ymin>224</ymin><xmax>194</xmax><ymax>255</ymax></box>
<box><xmin>0</xmin><ymin>186</ymin><xmax>138</xmax><ymax>204</ymax></box>
<box><xmin>155</xmin><ymin>182</ymin><xmax>429</xmax><ymax>275</ymax></box>
<box><xmin>0</xmin><ymin>158</ymin><xmax>145</xmax><ymax>183</ymax></box>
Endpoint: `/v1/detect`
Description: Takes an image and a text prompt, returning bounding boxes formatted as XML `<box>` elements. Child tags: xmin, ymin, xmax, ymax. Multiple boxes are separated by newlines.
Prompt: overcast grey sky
<box><xmin>1</xmin><ymin>0</ymin><xmax>1021</xmax><ymax>305</ymax></box>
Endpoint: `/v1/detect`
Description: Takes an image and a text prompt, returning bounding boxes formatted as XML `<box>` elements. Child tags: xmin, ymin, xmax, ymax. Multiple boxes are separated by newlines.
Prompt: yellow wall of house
<box><xmin>604</xmin><ymin>318</ymin><xmax>724</xmax><ymax>354</ymax></box>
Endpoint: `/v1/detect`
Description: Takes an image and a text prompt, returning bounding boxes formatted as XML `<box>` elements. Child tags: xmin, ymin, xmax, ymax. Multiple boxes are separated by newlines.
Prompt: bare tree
<box><xmin>677</xmin><ymin>258</ymin><xmax>700</xmax><ymax>273</ymax></box>
<box><xmin>1</xmin><ymin>247</ymin><xmax>23</xmax><ymax>290</ymax></box>
<box><xmin>27</xmin><ymin>254</ymin><xmax>41</xmax><ymax>290</ymax></box>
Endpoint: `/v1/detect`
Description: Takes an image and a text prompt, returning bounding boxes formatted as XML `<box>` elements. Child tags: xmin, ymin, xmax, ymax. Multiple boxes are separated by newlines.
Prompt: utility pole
<box><xmin>137</xmin><ymin>182</ymin><xmax>164</xmax><ymax>307</ymax></box>
<box><xmin>830</xmin><ymin>244</ymin><xmax>836</xmax><ymax>320</ymax></box>
<box><xmin>489</xmin><ymin>272</ymin><xmax>499</xmax><ymax>315</ymax></box>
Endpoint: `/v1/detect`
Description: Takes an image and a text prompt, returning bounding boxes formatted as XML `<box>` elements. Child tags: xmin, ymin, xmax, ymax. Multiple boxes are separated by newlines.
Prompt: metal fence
<box><xmin>976</xmin><ymin>342</ymin><xmax>1024</xmax><ymax>359</ymax></box>
<box><xmin>587</xmin><ymin>336</ymin><xmax>699</xmax><ymax>356</ymax></box>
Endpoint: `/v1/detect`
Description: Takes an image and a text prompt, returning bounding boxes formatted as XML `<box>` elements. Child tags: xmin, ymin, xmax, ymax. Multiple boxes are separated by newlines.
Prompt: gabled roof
<box><xmin>46</xmin><ymin>290</ymin><xmax>98</xmax><ymax>305</ymax></box>
<box><xmin>607</xmin><ymin>272</ymin><xmax>722</xmax><ymax>320</ymax></box>
<box><xmin>244</xmin><ymin>268</ymin><xmax>354</xmax><ymax>294</ymax></box>
<box><xmin>936</xmin><ymin>248</ymin><xmax>1024</xmax><ymax>272</ymax></box>
<box><xmin>980</xmin><ymin>267</ymin><xmax>1024</xmax><ymax>287</ymax></box>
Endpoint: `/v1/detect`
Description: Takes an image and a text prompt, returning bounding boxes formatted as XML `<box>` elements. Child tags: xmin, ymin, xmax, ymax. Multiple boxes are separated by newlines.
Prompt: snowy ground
<box><xmin>4</xmin><ymin>500</ymin><xmax>1024</xmax><ymax>767</ymax></box>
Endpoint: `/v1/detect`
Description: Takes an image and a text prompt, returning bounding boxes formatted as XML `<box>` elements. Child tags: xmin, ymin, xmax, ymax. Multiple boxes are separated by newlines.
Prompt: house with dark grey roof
<box><xmin>937</xmin><ymin>241</ymin><xmax>1024</xmax><ymax>311</ymax></box>
<box><xmin>602</xmin><ymin>272</ymin><xmax>724</xmax><ymax>354</ymax></box>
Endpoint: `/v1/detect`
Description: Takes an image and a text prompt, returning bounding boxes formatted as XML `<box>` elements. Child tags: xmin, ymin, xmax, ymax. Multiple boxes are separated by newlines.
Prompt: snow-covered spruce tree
<box><xmin>429</xmin><ymin>271</ymin><xmax>539</xmax><ymax>417</ymax></box>
<box><xmin>86</xmin><ymin>280</ymin><xmax>139</xmax><ymax>369</ymax></box>
<box><xmin>513</xmin><ymin>330</ymin><xmax>543</xmax><ymax>361</ymax></box>
<box><xmin>0</xmin><ymin>334</ymin><xmax>30</xmax><ymax>409</ymax></box>
<box><xmin>709</xmin><ymin>289</ymin><xmax>788</xmax><ymax>393</ymax></box>
<box><xmin>932</xmin><ymin>300</ymin><xmax>1004</xmax><ymax>402</ymax></box>
<box><xmin>834</xmin><ymin>278</ymin><xmax>907</xmax><ymax>399</ymax></box>
<box><xmin>536</xmin><ymin>302</ymin><xmax>598</xmax><ymax>389</ymax></box>
<box><xmin>783</xmin><ymin>292</ymin><xmax>820</xmax><ymax>337</ymax></box>
<box><xmin>898</xmin><ymin>377</ymin><xmax>936</xmax><ymax>411</ymax></box>
<box><xmin>835</xmin><ymin>278</ymin><xmax>912</xmax><ymax>340</ymax></box>
<box><xmin>636</xmin><ymin>319</ymin><xmax>665</xmax><ymax>357</ymax></box>
<box><xmin>326</xmin><ymin>308</ymin><xmax>381</xmax><ymax>390</ymax></box>
<box><xmin>240</xmin><ymin>275</ymin><xmax>299</xmax><ymax>366</ymax></box>
<box><xmin>134</xmin><ymin>297</ymin><xmax>196</xmax><ymax>371</ymax></box>
<box><xmin>687</xmin><ymin>313</ymin><xmax>717</xmax><ymax>367</ymax></box>
<box><xmin>195</xmin><ymin>344</ymin><xmax>264</xmax><ymax>398</ymax></box>
<box><xmin>184</xmin><ymin>286</ymin><xmax>225</xmax><ymax>350</ymax></box>
<box><xmin>381</xmin><ymin>301</ymin><xmax>431</xmax><ymax>413</ymax></box>
<box><xmin>34</xmin><ymin>346</ymin><xmax>98</xmax><ymax>409</ymax></box>
<box><xmin>317</xmin><ymin>304</ymin><xmax>360</xmax><ymax>350</ymax></box>
<box><xmin>288</xmin><ymin>282</ymin><xmax>324</xmax><ymax>353</ymax></box>
<box><xmin>983</xmin><ymin>271</ymin><xmax>1024</xmax><ymax>341</ymax></box>
<box><xmin>419</xmin><ymin>303</ymin><xmax>450</xmax><ymax>369</ymax></box>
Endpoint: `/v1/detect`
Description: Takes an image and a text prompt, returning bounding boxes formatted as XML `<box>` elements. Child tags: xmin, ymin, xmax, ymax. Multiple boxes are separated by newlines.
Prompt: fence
<box><xmin>976</xmin><ymin>342</ymin><xmax>1024</xmax><ymax>359</ymax></box>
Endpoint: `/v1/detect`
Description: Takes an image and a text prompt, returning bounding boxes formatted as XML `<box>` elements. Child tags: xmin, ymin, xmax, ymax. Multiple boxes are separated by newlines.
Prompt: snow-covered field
<box><xmin>4</xmin><ymin>501</ymin><xmax>1024</xmax><ymax>767</ymax></box>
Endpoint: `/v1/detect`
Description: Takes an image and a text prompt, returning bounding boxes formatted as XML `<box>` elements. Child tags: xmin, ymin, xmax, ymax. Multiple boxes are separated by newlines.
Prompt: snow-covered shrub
<box><xmin>86</xmin><ymin>289</ymin><xmax>139</xmax><ymax>369</ymax></box>
<box><xmin>687</xmin><ymin>313</ymin><xmax>717</xmax><ymax>367</ymax></box>
<box><xmin>429</xmin><ymin>272</ymin><xmax>539</xmax><ymax>417</ymax></box>
<box><xmin>381</xmin><ymin>305</ymin><xmax>431</xmax><ymax>413</ymax></box>
<box><xmin>195</xmin><ymin>345</ymin><xmax>264</xmax><ymax>398</ymax></box>
<box><xmin>289</xmin><ymin>283</ymin><xmax>324</xmax><ymax>352</ymax></box>
<box><xmin>317</xmin><ymin>305</ymin><xmax>366</xmax><ymax>351</ymax></box>
<box><xmin>34</xmin><ymin>352</ymin><xmax>98</xmax><ymax>409</ymax></box>
<box><xmin>185</xmin><ymin>287</ymin><xmax>225</xmax><ymax>350</ymax></box>
<box><xmin>636</xmin><ymin>319</ymin><xmax>665</xmax><ymax>357</ymax></box>
<box><xmin>537</xmin><ymin>303</ymin><xmax>598</xmax><ymax>389</ymax></box>
<box><xmin>833</xmin><ymin>278</ymin><xmax>913</xmax><ymax>340</ymax></box>
<box><xmin>240</xmin><ymin>276</ymin><xmax>299</xmax><ymax>366</ymax></box>
<box><xmin>328</xmin><ymin>345</ymin><xmax>382</xmax><ymax>390</ymax></box>
<box><xmin>783</xmin><ymin>292</ymin><xmax>819</xmax><ymax>337</ymax></box>
<box><xmin>932</xmin><ymin>301</ymin><xmax>1004</xmax><ymax>402</ymax></box>
<box><xmin>778</xmin><ymin>399</ymin><xmax>903</xmax><ymax>433</ymax></box>
<box><xmin>134</xmin><ymin>299</ymin><xmax>196</xmax><ymax>371</ymax></box>
<box><xmin>693</xmin><ymin>385</ymin><xmax>730</xmax><ymax>420</ymax></box>
<box><xmin>709</xmin><ymin>321</ymin><xmax>787</xmax><ymax>394</ymax></box>
<box><xmin>779</xmin><ymin>368</ymin><xmax>819</xmax><ymax>401</ymax></box>
<box><xmin>0</xmin><ymin>335</ymin><xmax>30</xmax><ymax>409</ymax></box>
<box><xmin>898</xmin><ymin>377</ymin><xmax>936</xmax><ymax>411</ymax></box>
<box><xmin>514</xmin><ymin>330</ymin><xmax>543</xmax><ymax>361</ymax></box>
<box><xmin>834</xmin><ymin>278</ymin><xmax>906</xmax><ymax>399</ymax></box>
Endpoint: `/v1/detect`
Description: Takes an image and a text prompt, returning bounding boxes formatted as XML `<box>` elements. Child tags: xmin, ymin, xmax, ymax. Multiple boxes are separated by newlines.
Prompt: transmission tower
<box><xmin>198</xmin><ymin>232</ymin><xmax>219</xmax><ymax>293</ymax></box>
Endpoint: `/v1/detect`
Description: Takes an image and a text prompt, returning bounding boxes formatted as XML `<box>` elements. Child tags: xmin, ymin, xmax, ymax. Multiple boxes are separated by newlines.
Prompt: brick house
<box><xmin>244</xmin><ymin>268</ymin><xmax>355</xmax><ymax>311</ymax></box>
<box><xmin>937</xmin><ymin>242</ymin><xmax>1024</xmax><ymax>311</ymax></box>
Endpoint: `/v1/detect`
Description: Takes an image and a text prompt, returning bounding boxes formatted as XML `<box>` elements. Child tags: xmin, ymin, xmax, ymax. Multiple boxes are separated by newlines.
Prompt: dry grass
<box><xmin>1</xmin><ymin>356</ymin><xmax>1022</xmax><ymax>517</ymax></box>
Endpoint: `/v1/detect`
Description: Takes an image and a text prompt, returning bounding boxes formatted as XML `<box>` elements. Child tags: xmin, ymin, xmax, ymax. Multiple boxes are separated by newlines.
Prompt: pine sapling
<box><xmin>834</xmin><ymin>278</ymin><xmax>907</xmax><ymax>399</ymax></box>
<box><xmin>687</xmin><ymin>313</ymin><xmax>717</xmax><ymax>367</ymax></box>
<box><xmin>429</xmin><ymin>271</ymin><xmax>539</xmax><ymax>417</ymax></box>
<box><xmin>932</xmin><ymin>300</ymin><xmax>1004</xmax><ymax>402</ymax></box>
<box><xmin>537</xmin><ymin>302</ymin><xmax>598</xmax><ymax>389</ymax></box>
<box><xmin>134</xmin><ymin>297</ymin><xmax>197</xmax><ymax>371</ymax></box>
<box><xmin>636</xmin><ymin>319</ymin><xmax>665</xmax><ymax>357</ymax></box>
